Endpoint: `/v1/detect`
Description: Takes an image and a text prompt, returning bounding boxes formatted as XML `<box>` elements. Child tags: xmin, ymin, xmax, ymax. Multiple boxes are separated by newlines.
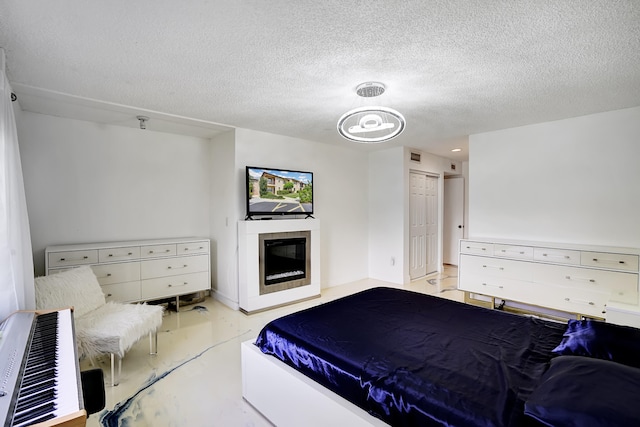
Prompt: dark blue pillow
<box><xmin>552</xmin><ymin>319</ymin><xmax>640</xmax><ymax>368</ymax></box>
<box><xmin>525</xmin><ymin>356</ymin><xmax>640</xmax><ymax>426</ymax></box>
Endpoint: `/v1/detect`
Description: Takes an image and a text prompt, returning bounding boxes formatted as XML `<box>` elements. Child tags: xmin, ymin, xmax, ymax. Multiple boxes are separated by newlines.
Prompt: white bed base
<box><xmin>241</xmin><ymin>340</ymin><xmax>388</xmax><ymax>427</ymax></box>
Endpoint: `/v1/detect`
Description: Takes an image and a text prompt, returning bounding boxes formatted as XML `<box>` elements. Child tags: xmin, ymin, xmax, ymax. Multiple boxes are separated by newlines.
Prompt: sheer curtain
<box><xmin>0</xmin><ymin>49</ymin><xmax>35</xmax><ymax>321</ymax></box>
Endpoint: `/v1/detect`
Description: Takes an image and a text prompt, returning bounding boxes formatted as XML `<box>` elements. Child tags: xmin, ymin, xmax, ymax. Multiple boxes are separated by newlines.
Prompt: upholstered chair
<box><xmin>35</xmin><ymin>266</ymin><xmax>163</xmax><ymax>386</ymax></box>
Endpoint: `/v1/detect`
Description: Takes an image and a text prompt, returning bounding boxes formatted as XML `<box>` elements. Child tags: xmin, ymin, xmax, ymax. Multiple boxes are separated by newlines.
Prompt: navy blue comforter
<box><xmin>255</xmin><ymin>287</ymin><xmax>566</xmax><ymax>426</ymax></box>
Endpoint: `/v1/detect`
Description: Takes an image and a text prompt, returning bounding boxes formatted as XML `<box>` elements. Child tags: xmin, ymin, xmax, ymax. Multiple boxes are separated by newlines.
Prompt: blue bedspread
<box><xmin>255</xmin><ymin>287</ymin><xmax>566</xmax><ymax>426</ymax></box>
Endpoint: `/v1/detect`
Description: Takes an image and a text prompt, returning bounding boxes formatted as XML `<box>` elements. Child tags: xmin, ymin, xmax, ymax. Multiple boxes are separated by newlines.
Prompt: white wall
<box><xmin>209</xmin><ymin>130</ymin><xmax>239</xmax><ymax>307</ymax></box>
<box><xmin>469</xmin><ymin>106</ymin><xmax>640</xmax><ymax>247</ymax></box>
<box><xmin>368</xmin><ymin>147</ymin><xmax>404</xmax><ymax>283</ymax></box>
<box><xmin>17</xmin><ymin>112</ymin><xmax>212</xmax><ymax>275</ymax></box>
<box><xmin>233</xmin><ymin>128</ymin><xmax>370</xmax><ymax>289</ymax></box>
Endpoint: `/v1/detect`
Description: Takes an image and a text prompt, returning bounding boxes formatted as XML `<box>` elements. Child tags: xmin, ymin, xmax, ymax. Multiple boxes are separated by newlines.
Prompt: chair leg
<box><xmin>110</xmin><ymin>353</ymin><xmax>122</xmax><ymax>387</ymax></box>
<box><xmin>149</xmin><ymin>330</ymin><xmax>158</xmax><ymax>355</ymax></box>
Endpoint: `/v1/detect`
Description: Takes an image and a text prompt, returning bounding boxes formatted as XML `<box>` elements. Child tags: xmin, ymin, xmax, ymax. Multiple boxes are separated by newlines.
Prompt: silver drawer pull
<box><xmin>168</xmin><ymin>282</ymin><xmax>188</xmax><ymax>288</ymax></box>
<box><xmin>466</xmin><ymin>246</ymin><xmax>487</xmax><ymax>251</ymax></box>
<box><xmin>542</xmin><ymin>253</ymin><xmax>571</xmax><ymax>259</ymax></box>
<box><xmin>565</xmin><ymin>275</ymin><xmax>595</xmax><ymax>283</ymax></box>
<box><xmin>108</xmin><ymin>252</ymin><xmax>133</xmax><ymax>257</ymax></box>
<box><xmin>564</xmin><ymin>297</ymin><xmax>595</xmax><ymax>306</ymax></box>
<box><xmin>167</xmin><ymin>264</ymin><xmax>188</xmax><ymax>269</ymax></box>
<box><xmin>59</xmin><ymin>256</ymin><xmax>88</xmax><ymax>261</ymax></box>
<box><xmin>501</xmin><ymin>250</ymin><xmax>525</xmax><ymax>255</ymax></box>
<box><xmin>184</xmin><ymin>247</ymin><xmax>204</xmax><ymax>251</ymax></box>
<box><xmin>592</xmin><ymin>258</ymin><xmax>625</xmax><ymax>265</ymax></box>
<box><xmin>482</xmin><ymin>265</ymin><xmax>504</xmax><ymax>270</ymax></box>
<box><xmin>98</xmin><ymin>273</ymin><xmax>112</xmax><ymax>279</ymax></box>
<box><xmin>481</xmin><ymin>283</ymin><xmax>504</xmax><ymax>289</ymax></box>
<box><xmin>149</xmin><ymin>249</ymin><xmax>171</xmax><ymax>254</ymax></box>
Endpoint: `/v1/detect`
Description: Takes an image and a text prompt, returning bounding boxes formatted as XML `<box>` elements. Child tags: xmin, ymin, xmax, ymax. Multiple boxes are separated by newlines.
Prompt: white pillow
<box><xmin>35</xmin><ymin>266</ymin><xmax>106</xmax><ymax>317</ymax></box>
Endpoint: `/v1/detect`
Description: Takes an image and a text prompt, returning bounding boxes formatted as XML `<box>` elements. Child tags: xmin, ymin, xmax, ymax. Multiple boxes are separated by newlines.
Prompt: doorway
<box><xmin>443</xmin><ymin>176</ymin><xmax>464</xmax><ymax>265</ymax></box>
<box><xmin>409</xmin><ymin>171</ymin><xmax>438</xmax><ymax>280</ymax></box>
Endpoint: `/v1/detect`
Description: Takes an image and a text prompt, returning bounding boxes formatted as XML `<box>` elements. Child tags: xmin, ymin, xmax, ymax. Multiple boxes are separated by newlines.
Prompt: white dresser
<box><xmin>458</xmin><ymin>238</ymin><xmax>640</xmax><ymax>319</ymax></box>
<box><xmin>45</xmin><ymin>238</ymin><xmax>211</xmax><ymax>307</ymax></box>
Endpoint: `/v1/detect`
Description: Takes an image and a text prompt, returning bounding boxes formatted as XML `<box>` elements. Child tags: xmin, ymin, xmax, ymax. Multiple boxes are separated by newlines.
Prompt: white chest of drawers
<box><xmin>45</xmin><ymin>238</ymin><xmax>211</xmax><ymax>306</ymax></box>
<box><xmin>458</xmin><ymin>239</ymin><xmax>640</xmax><ymax>319</ymax></box>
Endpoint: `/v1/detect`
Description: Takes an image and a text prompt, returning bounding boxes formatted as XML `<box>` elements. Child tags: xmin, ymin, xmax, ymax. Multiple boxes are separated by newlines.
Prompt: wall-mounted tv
<box><xmin>245</xmin><ymin>166</ymin><xmax>314</xmax><ymax>219</ymax></box>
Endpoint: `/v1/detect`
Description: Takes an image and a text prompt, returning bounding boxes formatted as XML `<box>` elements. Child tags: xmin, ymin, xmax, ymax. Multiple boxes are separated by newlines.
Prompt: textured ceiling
<box><xmin>2</xmin><ymin>1</ymin><xmax>640</xmax><ymax>161</ymax></box>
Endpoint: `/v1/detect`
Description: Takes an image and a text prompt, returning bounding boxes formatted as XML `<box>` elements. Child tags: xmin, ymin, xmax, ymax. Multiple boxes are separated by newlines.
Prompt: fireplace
<box><xmin>238</xmin><ymin>219</ymin><xmax>320</xmax><ymax>313</ymax></box>
<box><xmin>260</xmin><ymin>231</ymin><xmax>311</xmax><ymax>294</ymax></box>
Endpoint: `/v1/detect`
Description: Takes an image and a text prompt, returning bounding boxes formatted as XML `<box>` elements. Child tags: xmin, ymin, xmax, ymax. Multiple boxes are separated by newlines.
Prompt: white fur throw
<box><xmin>35</xmin><ymin>266</ymin><xmax>105</xmax><ymax>317</ymax></box>
<box><xmin>35</xmin><ymin>265</ymin><xmax>163</xmax><ymax>359</ymax></box>
<box><xmin>76</xmin><ymin>302</ymin><xmax>163</xmax><ymax>358</ymax></box>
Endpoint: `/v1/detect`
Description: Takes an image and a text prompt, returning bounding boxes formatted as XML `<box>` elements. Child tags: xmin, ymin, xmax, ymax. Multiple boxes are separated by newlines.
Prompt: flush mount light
<box><xmin>337</xmin><ymin>82</ymin><xmax>406</xmax><ymax>143</ymax></box>
<box><xmin>337</xmin><ymin>106</ymin><xmax>406</xmax><ymax>143</ymax></box>
<box><xmin>451</xmin><ymin>148</ymin><xmax>462</xmax><ymax>152</ymax></box>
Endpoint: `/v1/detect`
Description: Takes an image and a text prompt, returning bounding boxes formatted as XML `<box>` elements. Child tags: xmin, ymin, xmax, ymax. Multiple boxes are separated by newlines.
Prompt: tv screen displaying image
<box><xmin>246</xmin><ymin>166</ymin><xmax>313</xmax><ymax>218</ymax></box>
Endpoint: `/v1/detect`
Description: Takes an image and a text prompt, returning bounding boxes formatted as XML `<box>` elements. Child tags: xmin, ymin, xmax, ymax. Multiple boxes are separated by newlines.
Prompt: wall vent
<box><xmin>410</xmin><ymin>152</ymin><xmax>421</xmax><ymax>162</ymax></box>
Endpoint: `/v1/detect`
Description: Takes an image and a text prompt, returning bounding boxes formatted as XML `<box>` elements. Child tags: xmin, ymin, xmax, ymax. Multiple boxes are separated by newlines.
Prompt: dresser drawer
<box><xmin>533</xmin><ymin>264</ymin><xmax>638</xmax><ymax>305</ymax></box>
<box><xmin>581</xmin><ymin>252</ymin><xmax>639</xmax><ymax>272</ymax></box>
<box><xmin>141</xmin><ymin>254</ymin><xmax>209</xmax><ymax>279</ymax></box>
<box><xmin>493</xmin><ymin>244</ymin><xmax>533</xmax><ymax>260</ymax></box>
<box><xmin>548</xmin><ymin>286</ymin><xmax>608</xmax><ymax>318</ymax></box>
<box><xmin>533</xmin><ymin>247</ymin><xmax>581</xmax><ymax>265</ymax></box>
<box><xmin>98</xmin><ymin>246</ymin><xmax>140</xmax><ymax>263</ymax></box>
<box><xmin>177</xmin><ymin>241</ymin><xmax>209</xmax><ymax>254</ymax></box>
<box><xmin>460</xmin><ymin>254</ymin><xmax>534</xmax><ymax>281</ymax></box>
<box><xmin>102</xmin><ymin>281</ymin><xmax>141</xmax><ymax>303</ymax></box>
<box><xmin>48</xmin><ymin>250</ymin><xmax>98</xmax><ymax>268</ymax></box>
<box><xmin>91</xmin><ymin>262</ymin><xmax>140</xmax><ymax>286</ymax></box>
<box><xmin>141</xmin><ymin>272</ymin><xmax>209</xmax><ymax>299</ymax></box>
<box><xmin>460</xmin><ymin>241</ymin><xmax>493</xmax><ymax>255</ymax></box>
<box><xmin>140</xmin><ymin>244</ymin><xmax>177</xmax><ymax>259</ymax></box>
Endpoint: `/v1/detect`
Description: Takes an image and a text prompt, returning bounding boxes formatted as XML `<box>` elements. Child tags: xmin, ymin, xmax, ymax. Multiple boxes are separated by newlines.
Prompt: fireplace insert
<box><xmin>259</xmin><ymin>231</ymin><xmax>311</xmax><ymax>295</ymax></box>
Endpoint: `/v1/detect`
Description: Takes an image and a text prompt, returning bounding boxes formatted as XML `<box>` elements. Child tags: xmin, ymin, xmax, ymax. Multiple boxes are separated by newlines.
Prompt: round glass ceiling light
<box><xmin>337</xmin><ymin>106</ymin><xmax>406</xmax><ymax>143</ymax></box>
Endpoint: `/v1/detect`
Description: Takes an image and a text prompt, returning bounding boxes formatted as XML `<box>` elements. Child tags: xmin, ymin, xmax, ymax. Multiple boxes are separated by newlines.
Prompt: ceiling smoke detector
<box><xmin>356</xmin><ymin>82</ymin><xmax>385</xmax><ymax>98</ymax></box>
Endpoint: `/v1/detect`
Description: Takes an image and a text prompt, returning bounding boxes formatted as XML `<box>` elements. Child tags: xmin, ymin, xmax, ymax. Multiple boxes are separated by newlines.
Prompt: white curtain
<box><xmin>0</xmin><ymin>50</ymin><xmax>35</xmax><ymax>321</ymax></box>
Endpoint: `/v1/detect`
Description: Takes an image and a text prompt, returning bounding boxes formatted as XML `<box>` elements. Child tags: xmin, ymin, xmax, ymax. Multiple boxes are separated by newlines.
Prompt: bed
<box><xmin>241</xmin><ymin>287</ymin><xmax>640</xmax><ymax>426</ymax></box>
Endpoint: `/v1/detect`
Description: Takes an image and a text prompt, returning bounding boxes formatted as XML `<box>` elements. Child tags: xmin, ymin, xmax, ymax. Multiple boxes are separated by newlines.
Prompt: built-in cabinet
<box><xmin>45</xmin><ymin>238</ymin><xmax>210</xmax><ymax>307</ymax></box>
<box><xmin>458</xmin><ymin>238</ymin><xmax>640</xmax><ymax>319</ymax></box>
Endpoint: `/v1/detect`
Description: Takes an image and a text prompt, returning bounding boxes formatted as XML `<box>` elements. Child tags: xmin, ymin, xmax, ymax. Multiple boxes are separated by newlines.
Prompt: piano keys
<box><xmin>0</xmin><ymin>308</ymin><xmax>86</xmax><ymax>427</ymax></box>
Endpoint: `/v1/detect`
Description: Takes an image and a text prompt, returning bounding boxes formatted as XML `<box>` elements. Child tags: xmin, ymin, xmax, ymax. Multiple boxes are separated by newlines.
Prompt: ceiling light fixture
<box><xmin>337</xmin><ymin>82</ymin><xmax>406</xmax><ymax>143</ymax></box>
<box><xmin>451</xmin><ymin>148</ymin><xmax>461</xmax><ymax>152</ymax></box>
<box><xmin>137</xmin><ymin>115</ymin><xmax>149</xmax><ymax>130</ymax></box>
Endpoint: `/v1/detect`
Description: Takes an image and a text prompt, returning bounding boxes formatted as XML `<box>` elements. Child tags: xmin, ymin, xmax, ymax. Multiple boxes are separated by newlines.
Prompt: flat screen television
<box><xmin>245</xmin><ymin>166</ymin><xmax>314</xmax><ymax>219</ymax></box>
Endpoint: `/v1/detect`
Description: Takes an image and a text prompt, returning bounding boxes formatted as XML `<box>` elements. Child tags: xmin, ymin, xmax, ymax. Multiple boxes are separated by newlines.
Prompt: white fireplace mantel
<box><xmin>238</xmin><ymin>219</ymin><xmax>320</xmax><ymax>313</ymax></box>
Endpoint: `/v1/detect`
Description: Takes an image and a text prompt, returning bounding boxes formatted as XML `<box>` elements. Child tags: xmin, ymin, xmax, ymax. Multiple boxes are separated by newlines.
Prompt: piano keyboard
<box><xmin>0</xmin><ymin>309</ymin><xmax>85</xmax><ymax>427</ymax></box>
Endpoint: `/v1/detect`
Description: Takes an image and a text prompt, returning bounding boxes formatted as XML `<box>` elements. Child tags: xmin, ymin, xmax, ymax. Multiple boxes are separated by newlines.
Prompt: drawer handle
<box><xmin>98</xmin><ymin>273</ymin><xmax>112</xmax><ymax>279</ymax></box>
<box><xmin>481</xmin><ymin>283</ymin><xmax>504</xmax><ymax>289</ymax></box>
<box><xmin>107</xmin><ymin>293</ymin><xmax>113</xmax><ymax>297</ymax></box>
<box><xmin>500</xmin><ymin>250</ymin><xmax>525</xmax><ymax>255</ymax></box>
<box><xmin>482</xmin><ymin>265</ymin><xmax>504</xmax><ymax>271</ymax></box>
<box><xmin>564</xmin><ymin>275</ymin><xmax>595</xmax><ymax>283</ymax></box>
<box><xmin>167</xmin><ymin>264</ymin><xmax>188</xmax><ymax>270</ymax></box>
<box><xmin>592</xmin><ymin>258</ymin><xmax>626</xmax><ymax>265</ymax></box>
<box><xmin>168</xmin><ymin>282</ymin><xmax>188</xmax><ymax>287</ymax></box>
<box><xmin>564</xmin><ymin>297</ymin><xmax>595</xmax><ymax>306</ymax></box>
<box><xmin>108</xmin><ymin>252</ymin><xmax>133</xmax><ymax>257</ymax></box>
<box><xmin>467</xmin><ymin>246</ymin><xmax>487</xmax><ymax>251</ymax></box>
<box><xmin>149</xmin><ymin>249</ymin><xmax>171</xmax><ymax>254</ymax></box>
<box><xmin>59</xmin><ymin>256</ymin><xmax>88</xmax><ymax>262</ymax></box>
<box><xmin>542</xmin><ymin>253</ymin><xmax>571</xmax><ymax>259</ymax></box>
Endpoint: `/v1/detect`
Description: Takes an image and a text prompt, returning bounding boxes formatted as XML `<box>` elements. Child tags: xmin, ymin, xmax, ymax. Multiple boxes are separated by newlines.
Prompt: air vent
<box><xmin>410</xmin><ymin>152</ymin><xmax>421</xmax><ymax>162</ymax></box>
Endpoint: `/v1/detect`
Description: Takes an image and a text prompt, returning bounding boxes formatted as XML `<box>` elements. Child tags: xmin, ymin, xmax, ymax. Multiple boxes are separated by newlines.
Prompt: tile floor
<box><xmin>83</xmin><ymin>266</ymin><xmax>462</xmax><ymax>427</ymax></box>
